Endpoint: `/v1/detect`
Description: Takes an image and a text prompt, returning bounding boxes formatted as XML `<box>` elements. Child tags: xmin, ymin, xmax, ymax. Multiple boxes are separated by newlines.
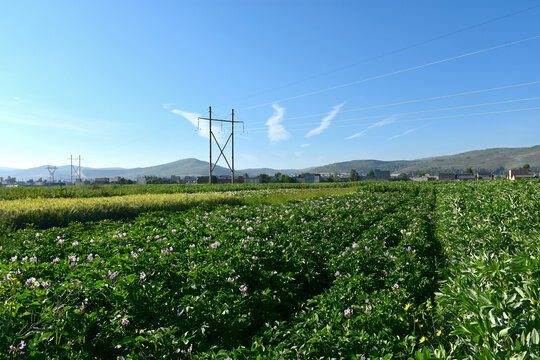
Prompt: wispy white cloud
<box><xmin>162</xmin><ymin>103</ymin><xmax>174</xmax><ymax>110</ymax></box>
<box><xmin>346</xmin><ymin>117</ymin><xmax>396</xmax><ymax>140</ymax></box>
<box><xmin>300</xmin><ymin>143</ymin><xmax>310</xmax><ymax>148</ymax></box>
<box><xmin>294</xmin><ymin>151</ymin><xmax>302</xmax><ymax>157</ymax></box>
<box><xmin>388</xmin><ymin>125</ymin><xmax>427</xmax><ymax>140</ymax></box>
<box><xmin>170</xmin><ymin>109</ymin><xmax>207</xmax><ymax>138</ymax></box>
<box><xmin>13</xmin><ymin>97</ymin><xmax>23</xmax><ymax>103</ymax></box>
<box><xmin>169</xmin><ymin>108</ymin><xmax>229</xmax><ymax>142</ymax></box>
<box><xmin>266</xmin><ymin>103</ymin><xmax>290</xmax><ymax>143</ymax></box>
<box><xmin>0</xmin><ymin>111</ymin><xmax>88</xmax><ymax>132</ymax></box>
<box><xmin>305</xmin><ymin>102</ymin><xmax>344</xmax><ymax>138</ymax></box>
<box><xmin>171</xmin><ymin>109</ymin><xmax>199</xmax><ymax>127</ymax></box>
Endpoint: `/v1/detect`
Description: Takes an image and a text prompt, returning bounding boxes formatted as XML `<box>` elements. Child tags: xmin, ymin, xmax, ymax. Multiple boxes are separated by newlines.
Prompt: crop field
<box><xmin>0</xmin><ymin>182</ymin><xmax>357</xmax><ymax>201</ymax></box>
<box><xmin>0</xmin><ymin>181</ymin><xmax>538</xmax><ymax>359</ymax></box>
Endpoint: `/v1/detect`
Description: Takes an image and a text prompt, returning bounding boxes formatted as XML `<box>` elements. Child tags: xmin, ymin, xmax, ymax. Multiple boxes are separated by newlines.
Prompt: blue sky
<box><xmin>1</xmin><ymin>1</ymin><xmax>539</xmax><ymax>170</ymax></box>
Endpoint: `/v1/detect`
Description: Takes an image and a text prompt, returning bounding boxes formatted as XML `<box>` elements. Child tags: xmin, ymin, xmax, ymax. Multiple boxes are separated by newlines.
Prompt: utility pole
<box><xmin>70</xmin><ymin>156</ymin><xmax>73</xmax><ymax>184</ymax></box>
<box><xmin>198</xmin><ymin>107</ymin><xmax>244</xmax><ymax>184</ymax></box>
<box><xmin>232</xmin><ymin>109</ymin><xmax>235</xmax><ymax>184</ymax></box>
<box><xmin>209</xmin><ymin>106</ymin><xmax>212</xmax><ymax>184</ymax></box>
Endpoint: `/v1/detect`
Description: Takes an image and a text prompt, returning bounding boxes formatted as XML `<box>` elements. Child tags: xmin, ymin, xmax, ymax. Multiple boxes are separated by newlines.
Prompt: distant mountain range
<box><xmin>310</xmin><ymin>145</ymin><xmax>540</xmax><ymax>175</ymax></box>
<box><xmin>1</xmin><ymin>145</ymin><xmax>539</xmax><ymax>180</ymax></box>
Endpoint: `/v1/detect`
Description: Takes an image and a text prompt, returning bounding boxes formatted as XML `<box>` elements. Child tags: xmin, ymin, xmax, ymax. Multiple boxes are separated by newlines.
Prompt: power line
<box><xmin>245</xmin><ymin>106</ymin><xmax>540</xmax><ymax>134</ymax></box>
<box><xmin>246</xmin><ymin>80</ymin><xmax>540</xmax><ymax>126</ymax></box>
<box><xmin>246</xmin><ymin>96</ymin><xmax>540</xmax><ymax>131</ymax></box>
<box><xmin>238</xmin><ymin>35</ymin><xmax>540</xmax><ymax>111</ymax></box>
<box><xmin>236</xmin><ymin>3</ymin><xmax>540</xmax><ymax>104</ymax></box>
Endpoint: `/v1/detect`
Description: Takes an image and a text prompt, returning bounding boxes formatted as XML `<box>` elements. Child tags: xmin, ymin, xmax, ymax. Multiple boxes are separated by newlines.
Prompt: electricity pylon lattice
<box><xmin>198</xmin><ymin>107</ymin><xmax>244</xmax><ymax>184</ymax></box>
<box><xmin>70</xmin><ymin>155</ymin><xmax>83</xmax><ymax>184</ymax></box>
<box><xmin>46</xmin><ymin>165</ymin><xmax>57</xmax><ymax>183</ymax></box>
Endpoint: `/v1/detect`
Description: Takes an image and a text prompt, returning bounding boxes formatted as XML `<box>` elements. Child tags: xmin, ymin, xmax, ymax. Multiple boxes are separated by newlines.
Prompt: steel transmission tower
<box><xmin>46</xmin><ymin>165</ymin><xmax>57</xmax><ymax>183</ymax></box>
<box><xmin>70</xmin><ymin>155</ymin><xmax>82</xmax><ymax>184</ymax></box>
<box><xmin>198</xmin><ymin>107</ymin><xmax>244</xmax><ymax>184</ymax></box>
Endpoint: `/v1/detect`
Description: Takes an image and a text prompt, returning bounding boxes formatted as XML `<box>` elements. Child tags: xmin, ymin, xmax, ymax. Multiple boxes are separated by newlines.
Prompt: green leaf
<box><xmin>118</xmin><ymin>337</ymin><xmax>134</xmax><ymax>345</ymax></box>
<box><xmin>531</xmin><ymin>328</ymin><xmax>539</xmax><ymax>345</ymax></box>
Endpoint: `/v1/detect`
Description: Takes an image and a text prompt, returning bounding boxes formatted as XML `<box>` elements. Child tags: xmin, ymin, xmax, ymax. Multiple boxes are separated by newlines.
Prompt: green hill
<box><xmin>310</xmin><ymin>145</ymin><xmax>540</xmax><ymax>175</ymax></box>
<box><xmin>83</xmin><ymin>158</ymin><xmax>232</xmax><ymax>178</ymax></box>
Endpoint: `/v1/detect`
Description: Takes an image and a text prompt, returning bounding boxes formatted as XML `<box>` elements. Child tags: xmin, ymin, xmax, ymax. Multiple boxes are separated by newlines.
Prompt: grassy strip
<box><xmin>0</xmin><ymin>182</ymin><xmax>359</xmax><ymax>201</ymax></box>
<box><xmin>0</xmin><ymin>187</ymin><xmax>357</xmax><ymax>231</ymax></box>
<box><xmin>0</xmin><ymin>193</ymin><xmax>241</xmax><ymax>230</ymax></box>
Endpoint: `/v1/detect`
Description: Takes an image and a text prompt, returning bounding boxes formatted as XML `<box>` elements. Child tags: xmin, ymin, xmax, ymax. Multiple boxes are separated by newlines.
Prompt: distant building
<box><xmin>304</xmin><ymin>173</ymin><xmax>320</xmax><ymax>183</ymax></box>
<box><xmin>217</xmin><ymin>176</ymin><xmax>231</xmax><ymax>184</ymax></box>
<box><xmin>373</xmin><ymin>169</ymin><xmax>390</xmax><ymax>180</ymax></box>
<box><xmin>94</xmin><ymin>178</ymin><xmax>109</xmax><ymax>185</ymax></box>
<box><xmin>508</xmin><ymin>169</ymin><xmax>535</xmax><ymax>180</ymax></box>
<box><xmin>44</xmin><ymin>182</ymin><xmax>66</xmax><ymax>187</ymax></box>
<box><xmin>136</xmin><ymin>177</ymin><xmax>147</xmax><ymax>185</ymax></box>
<box><xmin>197</xmin><ymin>176</ymin><xmax>210</xmax><ymax>184</ymax></box>
<box><xmin>391</xmin><ymin>173</ymin><xmax>409</xmax><ymax>181</ymax></box>
<box><xmin>183</xmin><ymin>176</ymin><xmax>198</xmax><ymax>184</ymax></box>
<box><xmin>295</xmin><ymin>173</ymin><xmax>320</xmax><ymax>184</ymax></box>
<box><xmin>456</xmin><ymin>174</ymin><xmax>475</xmax><ymax>181</ymax></box>
<box><xmin>438</xmin><ymin>173</ymin><xmax>456</xmax><ymax>181</ymax></box>
<box><xmin>409</xmin><ymin>175</ymin><xmax>436</xmax><ymax>181</ymax></box>
<box><xmin>244</xmin><ymin>177</ymin><xmax>261</xmax><ymax>184</ymax></box>
<box><xmin>171</xmin><ymin>175</ymin><xmax>184</xmax><ymax>184</ymax></box>
<box><xmin>476</xmin><ymin>172</ymin><xmax>493</xmax><ymax>180</ymax></box>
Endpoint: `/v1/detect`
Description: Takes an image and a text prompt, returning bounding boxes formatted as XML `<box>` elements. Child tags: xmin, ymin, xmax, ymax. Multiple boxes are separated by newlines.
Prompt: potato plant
<box><xmin>0</xmin><ymin>190</ymin><xmax>405</xmax><ymax>358</ymax></box>
<box><xmin>0</xmin><ymin>180</ymin><xmax>538</xmax><ymax>359</ymax></box>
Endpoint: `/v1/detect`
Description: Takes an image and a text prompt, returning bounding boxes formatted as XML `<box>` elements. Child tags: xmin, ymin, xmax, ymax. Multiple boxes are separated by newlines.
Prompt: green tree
<box><xmin>349</xmin><ymin>169</ymin><xmax>359</xmax><ymax>181</ymax></box>
<box><xmin>281</xmin><ymin>174</ymin><xmax>294</xmax><ymax>183</ymax></box>
<box><xmin>117</xmin><ymin>177</ymin><xmax>135</xmax><ymax>185</ymax></box>
<box><xmin>258</xmin><ymin>173</ymin><xmax>270</xmax><ymax>183</ymax></box>
<box><xmin>367</xmin><ymin>170</ymin><xmax>375</xmax><ymax>177</ymax></box>
<box><xmin>466</xmin><ymin>167</ymin><xmax>473</xmax><ymax>174</ymax></box>
<box><xmin>522</xmin><ymin>164</ymin><xmax>531</xmax><ymax>171</ymax></box>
